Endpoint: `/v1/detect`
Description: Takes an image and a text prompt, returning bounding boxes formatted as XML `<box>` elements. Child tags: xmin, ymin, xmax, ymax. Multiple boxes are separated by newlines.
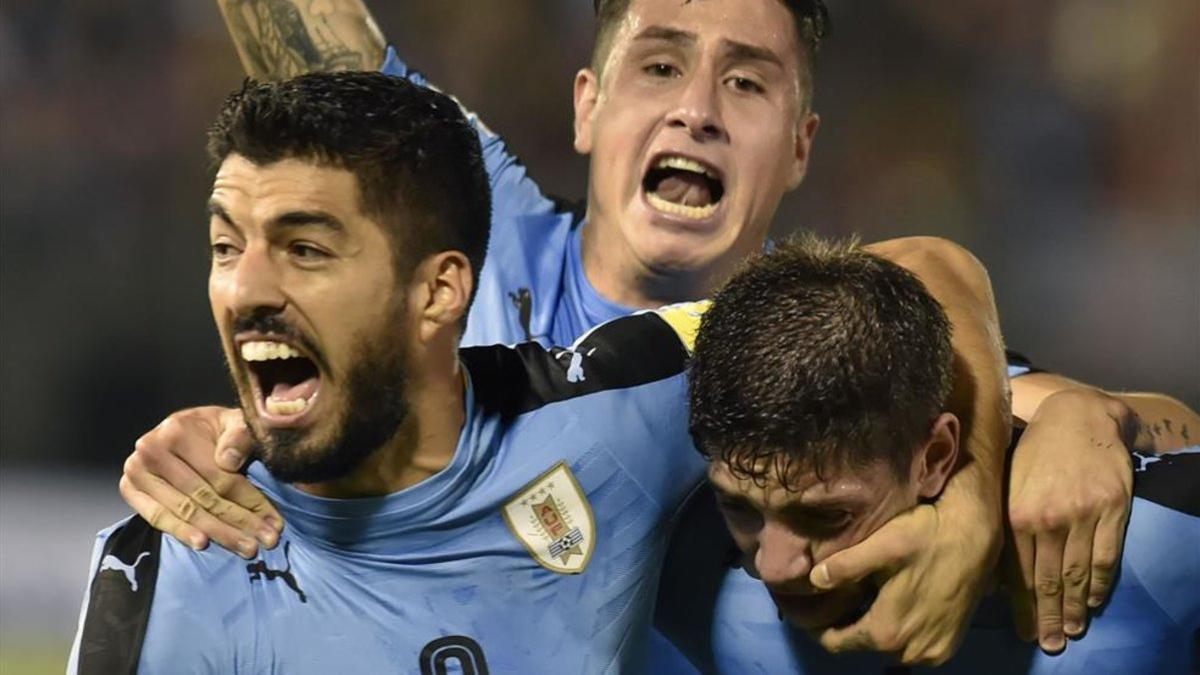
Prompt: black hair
<box><xmin>207</xmin><ymin>71</ymin><xmax>491</xmax><ymax>298</ymax></box>
<box><xmin>591</xmin><ymin>0</ymin><xmax>830</xmax><ymax>107</ymax></box>
<box><xmin>688</xmin><ymin>233</ymin><xmax>953</xmax><ymax>485</ymax></box>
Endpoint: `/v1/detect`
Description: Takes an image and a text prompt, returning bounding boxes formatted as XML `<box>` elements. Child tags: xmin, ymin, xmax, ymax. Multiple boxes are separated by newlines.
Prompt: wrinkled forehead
<box><xmin>706</xmin><ymin>455</ymin><xmax>898</xmax><ymax>510</ymax></box>
<box><xmin>211</xmin><ymin>154</ymin><xmax>366</xmax><ymax>220</ymax></box>
<box><xmin>616</xmin><ymin>0</ymin><xmax>804</xmax><ymax>62</ymax></box>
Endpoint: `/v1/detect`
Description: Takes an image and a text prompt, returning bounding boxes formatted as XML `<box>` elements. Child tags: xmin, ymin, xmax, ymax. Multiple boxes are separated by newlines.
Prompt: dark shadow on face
<box><xmin>232</xmin><ymin>308</ymin><xmax>411</xmax><ymax>485</ymax></box>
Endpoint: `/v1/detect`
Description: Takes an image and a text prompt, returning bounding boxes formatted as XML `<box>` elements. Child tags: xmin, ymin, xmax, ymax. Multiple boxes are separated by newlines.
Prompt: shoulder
<box><xmin>75</xmin><ymin>516</ymin><xmax>164</xmax><ymax>675</ymax></box>
<box><xmin>461</xmin><ymin>307</ymin><xmax>700</xmax><ymax>420</ymax></box>
<box><xmin>1131</xmin><ymin>444</ymin><xmax>1200</xmax><ymax>518</ymax></box>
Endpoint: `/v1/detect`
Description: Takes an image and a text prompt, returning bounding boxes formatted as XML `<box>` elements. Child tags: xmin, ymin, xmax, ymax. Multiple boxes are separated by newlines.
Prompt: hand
<box><xmin>810</xmin><ymin>500</ymin><xmax>998</xmax><ymax>665</ymax></box>
<box><xmin>1004</xmin><ymin>388</ymin><xmax>1133</xmax><ymax>653</ymax></box>
<box><xmin>119</xmin><ymin>406</ymin><xmax>281</xmax><ymax>559</ymax></box>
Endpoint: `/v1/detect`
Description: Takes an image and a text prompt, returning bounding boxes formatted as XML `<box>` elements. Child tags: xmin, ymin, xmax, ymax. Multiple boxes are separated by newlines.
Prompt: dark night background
<box><xmin>1</xmin><ymin>1</ymin><xmax>1196</xmax><ymax>670</ymax></box>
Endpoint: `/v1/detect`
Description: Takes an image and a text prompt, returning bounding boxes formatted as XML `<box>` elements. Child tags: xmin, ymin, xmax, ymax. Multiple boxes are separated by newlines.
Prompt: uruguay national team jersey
<box><xmin>69</xmin><ymin>310</ymin><xmax>709</xmax><ymax>674</ymax></box>
<box><xmin>660</xmin><ymin>444</ymin><xmax>1200</xmax><ymax>674</ymax></box>
<box><xmin>378</xmin><ymin>48</ymin><xmax>630</xmax><ymax>350</ymax></box>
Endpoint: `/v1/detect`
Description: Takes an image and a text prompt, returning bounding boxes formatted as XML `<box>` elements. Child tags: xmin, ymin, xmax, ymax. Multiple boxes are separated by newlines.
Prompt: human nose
<box><xmin>226</xmin><ymin>243</ymin><xmax>286</xmax><ymax>316</ymax></box>
<box><xmin>753</xmin><ymin>521</ymin><xmax>813</xmax><ymax>589</ymax></box>
<box><xmin>665</xmin><ymin>68</ymin><xmax>726</xmax><ymax>142</ymax></box>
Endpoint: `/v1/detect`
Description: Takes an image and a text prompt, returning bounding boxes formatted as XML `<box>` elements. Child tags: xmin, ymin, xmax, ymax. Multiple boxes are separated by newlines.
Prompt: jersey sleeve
<box><xmin>650</xmin><ymin>300</ymin><xmax>712</xmax><ymax>353</ymax></box>
<box><xmin>67</xmin><ymin>516</ymin><xmax>163</xmax><ymax>675</ymax></box>
<box><xmin>379</xmin><ymin>47</ymin><xmax>560</xmax><ymax>227</ymax></box>
<box><xmin>1004</xmin><ymin>348</ymin><xmax>1042</xmax><ymax>379</ymax></box>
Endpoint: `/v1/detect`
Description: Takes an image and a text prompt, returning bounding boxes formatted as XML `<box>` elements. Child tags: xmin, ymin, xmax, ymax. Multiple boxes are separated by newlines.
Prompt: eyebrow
<box><xmin>633</xmin><ymin>24</ymin><xmax>697</xmax><ymax>46</ymax></box>
<box><xmin>722</xmin><ymin>38</ymin><xmax>784</xmax><ymax>69</ymax></box>
<box><xmin>632</xmin><ymin>26</ymin><xmax>784</xmax><ymax>70</ymax></box>
<box><xmin>206</xmin><ymin>201</ymin><xmax>345</xmax><ymax>233</ymax></box>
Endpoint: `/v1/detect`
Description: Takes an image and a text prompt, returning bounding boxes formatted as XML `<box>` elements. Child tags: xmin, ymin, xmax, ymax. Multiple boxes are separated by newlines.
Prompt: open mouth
<box><xmin>642</xmin><ymin>154</ymin><xmax>725</xmax><ymax>220</ymax></box>
<box><xmin>239</xmin><ymin>339</ymin><xmax>321</xmax><ymax>423</ymax></box>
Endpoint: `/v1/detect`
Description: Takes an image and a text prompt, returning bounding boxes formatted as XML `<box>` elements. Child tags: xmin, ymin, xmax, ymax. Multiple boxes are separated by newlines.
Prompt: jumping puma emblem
<box><xmin>247</xmin><ymin>541</ymin><xmax>307</xmax><ymax>603</ymax></box>
<box><xmin>99</xmin><ymin>552</ymin><xmax>151</xmax><ymax>592</ymax></box>
<box><xmin>508</xmin><ymin>288</ymin><xmax>533</xmax><ymax>342</ymax></box>
<box><xmin>557</xmin><ymin>347</ymin><xmax>596</xmax><ymax>383</ymax></box>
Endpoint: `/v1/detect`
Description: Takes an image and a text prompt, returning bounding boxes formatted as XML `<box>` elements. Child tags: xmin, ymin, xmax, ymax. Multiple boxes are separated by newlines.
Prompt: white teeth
<box><xmin>265</xmin><ymin>396</ymin><xmax>308</xmax><ymax>416</ymax></box>
<box><xmin>646</xmin><ymin>191</ymin><xmax>719</xmax><ymax>220</ymax></box>
<box><xmin>240</xmin><ymin>341</ymin><xmax>302</xmax><ymax>362</ymax></box>
<box><xmin>656</xmin><ymin>155</ymin><xmax>715</xmax><ymax>178</ymax></box>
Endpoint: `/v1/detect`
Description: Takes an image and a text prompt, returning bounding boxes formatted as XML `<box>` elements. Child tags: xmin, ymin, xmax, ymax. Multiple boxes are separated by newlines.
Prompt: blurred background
<box><xmin>1</xmin><ymin>0</ymin><xmax>1196</xmax><ymax>671</ymax></box>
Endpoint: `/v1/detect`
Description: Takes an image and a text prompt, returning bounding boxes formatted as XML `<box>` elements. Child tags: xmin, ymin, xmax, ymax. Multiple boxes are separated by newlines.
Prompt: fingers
<box><xmin>1032</xmin><ymin>525</ymin><xmax>1067</xmax><ymax>653</ymax></box>
<box><xmin>210</xmin><ymin>470</ymin><xmax>285</xmax><ymax>541</ymax></box>
<box><xmin>214</xmin><ymin>411</ymin><xmax>253</xmax><ymax>473</ymax></box>
<box><xmin>811</xmin><ymin>514</ymin><xmax>918</xmax><ymax>591</ymax></box>
<box><xmin>120</xmin><ymin>474</ymin><xmax>207</xmax><ymax>551</ymax></box>
<box><xmin>818</xmin><ymin>602</ymin><xmax>956</xmax><ymax>665</ymax></box>
<box><xmin>1059</xmin><ymin>522</ymin><xmax>1095</xmax><ymax>638</ymax></box>
<box><xmin>1003</xmin><ymin>532</ymin><xmax>1037</xmax><ymax>642</ymax></box>
<box><xmin>124</xmin><ymin>447</ymin><xmax>266</xmax><ymax>559</ymax></box>
<box><xmin>1088</xmin><ymin>503</ymin><xmax>1129</xmax><ymax>609</ymax></box>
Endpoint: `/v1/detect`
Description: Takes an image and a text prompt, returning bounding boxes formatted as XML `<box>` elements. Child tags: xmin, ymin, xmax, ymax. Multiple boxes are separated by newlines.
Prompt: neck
<box><xmin>295</xmin><ymin>347</ymin><xmax>466</xmax><ymax>500</ymax></box>
<box><xmin>579</xmin><ymin>218</ymin><xmax>722</xmax><ymax>309</ymax></box>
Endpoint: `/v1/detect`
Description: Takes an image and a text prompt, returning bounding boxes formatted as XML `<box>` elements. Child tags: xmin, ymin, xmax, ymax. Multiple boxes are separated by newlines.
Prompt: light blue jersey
<box><xmin>378</xmin><ymin>48</ymin><xmax>631</xmax><ymax>350</ymax></box>
<box><xmin>662</xmin><ymin>445</ymin><xmax>1200</xmax><ymax>674</ymax></box>
<box><xmin>378</xmin><ymin>48</ymin><xmax>1045</xmax><ymax>671</ymax></box>
<box><xmin>70</xmin><ymin>312</ymin><xmax>708</xmax><ymax>674</ymax></box>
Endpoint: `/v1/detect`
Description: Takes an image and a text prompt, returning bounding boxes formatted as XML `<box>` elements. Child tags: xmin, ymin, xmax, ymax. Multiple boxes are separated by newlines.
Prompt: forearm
<box><xmin>1013</xmin><ymin>372</ymin><xmax>1199</xmax><ymax>454</ymax></box>
<box><xmin>868</xmin><ymin>237</ymin><xmax>1011</xmax><ymax>532</ymax></box>
<box><xmin>216</xmin><ymin>0</ymin><xmax>385</xmax><ymax>80</ymax></box>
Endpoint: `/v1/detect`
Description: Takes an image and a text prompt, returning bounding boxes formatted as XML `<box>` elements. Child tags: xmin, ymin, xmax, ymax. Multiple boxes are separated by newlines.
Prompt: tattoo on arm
<box><xmin>218</xmin><ymin>0</ymin><xmax>386</xmax><ymax>80</ymax></box>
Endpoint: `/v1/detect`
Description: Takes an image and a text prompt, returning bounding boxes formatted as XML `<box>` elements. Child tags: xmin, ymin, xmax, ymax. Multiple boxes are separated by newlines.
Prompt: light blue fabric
<box><xmin>73</xmin><ymin>330</ymin><xmax>707</xmax><ymax>673</ymax></box>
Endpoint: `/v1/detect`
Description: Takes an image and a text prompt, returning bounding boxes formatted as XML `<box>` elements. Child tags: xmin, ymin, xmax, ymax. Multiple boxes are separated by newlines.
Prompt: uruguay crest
<box><xmin>502</xmin><ymin>462</ymin><xmax>596</xmax><ymax>574</ymax></box>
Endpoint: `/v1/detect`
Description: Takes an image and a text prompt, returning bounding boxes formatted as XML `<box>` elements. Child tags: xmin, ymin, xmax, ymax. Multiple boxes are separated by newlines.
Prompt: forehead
<box><xmin>618</xmin><ymin>0</ymin><xmax>803</xmax><ymax>64</ymax></box>
<box><xmin>707</xmin><ymin>457</ymin><xmax>894</xmax><ymax>509</ymax></box>
<box><xmin>211</xmin><ymin>154</ymin><xmax>365</xmax><ymax>219</ymax></box>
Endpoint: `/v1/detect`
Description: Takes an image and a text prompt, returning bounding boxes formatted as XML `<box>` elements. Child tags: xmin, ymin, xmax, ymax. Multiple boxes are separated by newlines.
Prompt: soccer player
<box><xmin>70</xmin><ymin>72</ymin><xmax>711</xmax><ymax>673</ymax></box>
<box><xmin>114</xmin><ymin>0</ymin><xmax>1188</xmax><ymax>661</ymax></box>
<box><xmin>682</xmin><ymin>236</ymin><xmax>1200</xmax><ymax>673</ymax></box>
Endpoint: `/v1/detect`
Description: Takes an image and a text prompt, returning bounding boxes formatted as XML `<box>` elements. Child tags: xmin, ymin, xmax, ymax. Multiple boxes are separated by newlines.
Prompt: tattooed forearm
<box><xmin>217</xmin><ymin>0</ymin><xmax>386</xmax><ymax>80</ymax></box>
<box><xmin>1129</xmin><ymin>403</ymin><xmax>1200</xmax><ymax>455</ymax></box>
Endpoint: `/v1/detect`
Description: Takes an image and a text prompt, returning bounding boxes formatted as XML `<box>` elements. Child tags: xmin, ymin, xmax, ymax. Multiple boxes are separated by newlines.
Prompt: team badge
<box><xmin>502</xmin><ymin>462</ymin><xmax>595</xmax><ymax>574</ymax></box>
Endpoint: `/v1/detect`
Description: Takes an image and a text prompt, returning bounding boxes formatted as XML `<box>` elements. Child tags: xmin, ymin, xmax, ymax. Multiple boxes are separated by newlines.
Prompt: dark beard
<box><xmin>233</xmin><ymin>321</ymin><xmax>411</xmax><ymax>485</ymax></box>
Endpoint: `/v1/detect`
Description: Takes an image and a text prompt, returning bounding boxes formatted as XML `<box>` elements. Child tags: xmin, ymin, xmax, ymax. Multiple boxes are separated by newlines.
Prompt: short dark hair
<box><xmin>688</xmin><ymin>233</ymin><xmax>953</xmax><ymax>485</ymax></box>
<box><xmin>591</xmin><ymin>0</ymin><xmax>830</xmax><ymax>107</ymax></box>
<box><xmin>206</xmin><ymin>72</ymin><xmax>491</xmax><ymax>296</ymax></box>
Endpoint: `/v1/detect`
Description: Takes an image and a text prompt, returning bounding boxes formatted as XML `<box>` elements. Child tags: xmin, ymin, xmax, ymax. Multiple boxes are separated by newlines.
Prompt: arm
<box><xmin>813</xmin><ymin>236</ymin><xmax>1011</xmax><ymax>664</ymax></box>
<box><xmin>1005</xmin><ymin>372</ymin><xmax>1200</xmax><ymax>651</ymax></box>
<box><xmin>217</xmin><ymin>0</ymin><xmax>385</xmax><ymax>80</ymax></box>
<box><xmin>216</xmin><ymin>0</ymin><xmax>556</xmax><ymax>225</ymax></box>
<box><xmin>119</xmin><ymin>407</ymin><xmax>280</xmax><ymax>557</ymax></box>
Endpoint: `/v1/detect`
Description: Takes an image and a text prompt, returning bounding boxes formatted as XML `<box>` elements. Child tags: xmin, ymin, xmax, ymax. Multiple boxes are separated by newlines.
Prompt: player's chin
<box><xmin>773</xmin><ymin>589</ymin><xmax>865</xmax><ymax>632</ymax></box>
<box><xmin>628</xmin><ymin>225</ymin><xmax>730</xmax><ymax>275</ymax></box>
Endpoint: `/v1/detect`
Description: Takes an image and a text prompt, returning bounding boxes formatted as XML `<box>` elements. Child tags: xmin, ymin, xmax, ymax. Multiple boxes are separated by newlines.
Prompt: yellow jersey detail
<box><xmin>655</xmin><ymin>300</ymin><xmax>711</xmax><ymax>353</ymax></box>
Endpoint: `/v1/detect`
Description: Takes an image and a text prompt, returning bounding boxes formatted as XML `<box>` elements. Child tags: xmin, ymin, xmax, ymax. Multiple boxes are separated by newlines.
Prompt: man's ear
<box><xmin>785</xmin><ymin>112</ymin><xmax>820</xmax><ymax>191</ymax></box>
<box><xmin>573</xmin><ymin>68</ymin><xmax>600</xmax><ymax>155</ymax></box>
<box><xmin>913</xmin><ymin>412</ymin><xmax>961</xmax><ymax>500</ymax></box>
<box><xmin>410</xmin><ymin>251</ymin><xmax>473</xmax><ymax>344</ymax></box>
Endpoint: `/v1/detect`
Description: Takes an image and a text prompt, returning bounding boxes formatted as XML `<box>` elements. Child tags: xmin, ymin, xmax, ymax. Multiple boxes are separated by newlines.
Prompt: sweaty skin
<box><xmin>115</xmin><ymin>0</ymin><xmax>1186</xmax><ymax>663</ymax></box>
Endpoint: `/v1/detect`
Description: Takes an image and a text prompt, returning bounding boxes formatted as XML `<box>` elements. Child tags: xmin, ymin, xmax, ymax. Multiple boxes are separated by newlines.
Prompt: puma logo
<box><xmin>508</xmin><ymin>288</ymin><xmax>533</xmax><ymax>342</ymax></box>
<box><xmin>557</xmin><ymin>347</ymin><xmax>596</xmax><ymax>383</ymax></box>
<box><xmin>247</xmin><ymin>541</ymin><xmax>307</xmax><ymax>603</ymax></box>
<box><xmin>99</xmin><ymin>552</ymin><xmax>151</xmax><ymax>592</ymax></box>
